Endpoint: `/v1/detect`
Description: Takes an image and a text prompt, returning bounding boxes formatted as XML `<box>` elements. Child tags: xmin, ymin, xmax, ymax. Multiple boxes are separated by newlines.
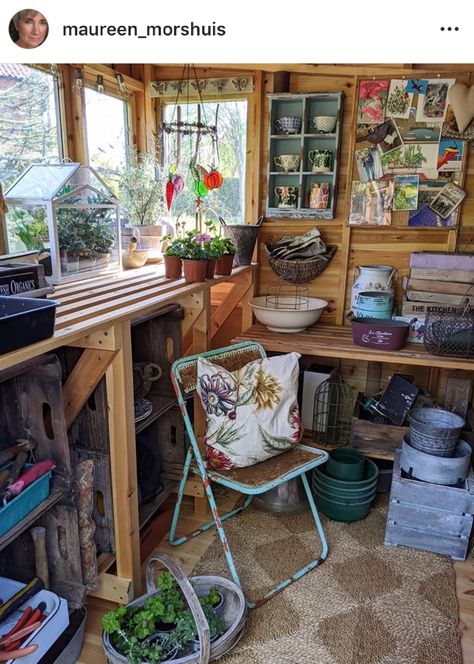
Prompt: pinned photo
<box><xmin>357</xmin><ymin>79</ymin><xmax>389</xmax><ymax>124</ymax></box>
<box><xmin>416</xmin><ymin>79</ymin><xmax>455</xmax><ymax>123</ymax></box>
<box><xmin>437</xmin><ymin>138</ymin><xmax>464</xmax><ymax>171</ymax></box>
<box><xmin>355</xmin><ymin>147</ymin><xmax>383</xmax><ymax>182</ymax></box>
<box><xmin>386</xmin><ymin>80</ymin><xmax>414</xmax><ymax>119</ymax></box>
<box><xmin>395</xmin><ymin>107</ymin><xmax>441</xmax><ymax>143</ymax></box>
<box><xmin>381</xmin><ymin>143</ymin><xmax>438</xmax><ymax>176</ymax></box>
<box><xmin>349</xmin><ymin>179</ymin><xmax>394</xmax><ymax>226</ymax></box>
<box><xmin>428</xmin><ymin>181</ymin><xmax>466</xmax><ymax>219</ymax></box>
<box><xmin>376</xmin><ymin>118</ymin><xmax>403</xmax><ymax>156</ymax></box>
<box><xmin>394</xmin><ymin>175</ymin><xmax>419</xmax><ymax>211</ymax></box>
<box><xmin>406</xmin><ymin>79</ymin><xmax>428</xmax><ymax>94</ymax></box>
<box><xmin>408</xmin><ymin>179</ymin><xmax>457</xmax><ymax>227</ymax></box>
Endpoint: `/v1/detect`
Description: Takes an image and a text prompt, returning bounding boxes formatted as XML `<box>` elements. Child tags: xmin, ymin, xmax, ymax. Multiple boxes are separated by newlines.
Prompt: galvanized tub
<box><xmin>409</xmin><ymin>407</ymin><xmax>465</xmax><ymax>457</ymax></box>
<box><xmin>220</xmin><ymin>216</ymin><xmax>263</xmax><ymax>266</ymax></box>
<box><xmin>401</xmin><ymin>434</ymin><xmax>471</xmax><ymax>485</ymax></box>
<box><xmin>103</xmin><ymin>554</ymin><xmax>247</xmax><ymax>664</ymax></box>
<box><xmin>254</xmin><ymin>477</ymin><xmax>308</xmax><ymax>513</ymax></box>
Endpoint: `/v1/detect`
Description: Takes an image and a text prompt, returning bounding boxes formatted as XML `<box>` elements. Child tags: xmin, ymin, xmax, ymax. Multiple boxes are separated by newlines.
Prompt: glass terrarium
<box><xmin>4</xmin><ymin>163</ymin><xmax>121</xmax><ymax>284</ymax></box>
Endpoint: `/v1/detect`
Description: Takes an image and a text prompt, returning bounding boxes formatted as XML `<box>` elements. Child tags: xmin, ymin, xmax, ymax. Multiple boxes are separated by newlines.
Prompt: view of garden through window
<box><xmin>84</xmin><ymin>87</ymin><xmax>129</xmax><ymax>195</ymax></box>
<box><xmin>163</xmin><ymin>100</ymin><xmax>247</xmax><ymax>225</ymax></box>
<box><xmin>0</xmin><ymin>64</ymin><xmax>62</xmax><ymax>189</ymax></box>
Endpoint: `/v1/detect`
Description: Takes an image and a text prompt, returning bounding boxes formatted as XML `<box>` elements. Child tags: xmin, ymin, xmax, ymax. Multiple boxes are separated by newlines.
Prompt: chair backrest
<box><xmin>171</xmin><ymin>342</ymin><xmax>267</xmax><ymax>399</ymax></box>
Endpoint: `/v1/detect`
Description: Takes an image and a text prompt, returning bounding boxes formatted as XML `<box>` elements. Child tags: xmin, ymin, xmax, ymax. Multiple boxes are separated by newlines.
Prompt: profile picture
<box><xmin>9</xmin><ymin>9</ymin><xmax>48</xmax><ymax>49</ymax></box>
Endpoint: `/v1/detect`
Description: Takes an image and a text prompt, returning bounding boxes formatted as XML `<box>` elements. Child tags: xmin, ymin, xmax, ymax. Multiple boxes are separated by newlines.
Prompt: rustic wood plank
<box><xmin>211</xmin><ymin>279</ymin><xmax>251</xmax><ymax>338</ymax></box>
<box><xmin>444</xmin><ymin>372</ymin><xmax>473</xmax><ymax>419</ymax></box>
<box><xmin>105</xmin><ymin>322</ymin><xmax>141</xmax><ymax>596</ymax></box>
<box><xmin>406</xmin><ymin>278</ymin><xmax>472</xmax><ymax>296</ymax></box>
<box><xmin>63</xmin><ymin>349</ymin><xmax>117</xmax><ymax>429</ymax></box>
<box><xmin>233</xmin><ymin>323</ymin><xmax>474</xmax><ymax>371</ymax></box>
<box><xmin>410</xmin><ymin>268</ymin><xmax>474</xmax><ymax>284</ymax></box>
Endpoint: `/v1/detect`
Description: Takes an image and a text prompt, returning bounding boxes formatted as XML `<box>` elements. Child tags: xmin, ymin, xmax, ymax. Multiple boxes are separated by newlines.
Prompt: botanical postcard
<box><xmin>355</xmin><ymin>146</ymin><xmax>383</xmax><ymax>182</ymax></box>
<box><xmin>406</xmin><ymin>79</ymin><xmax>428</xmax><ymax>94</ymax></box>
<box><xmin>415</xmin><ymin>79</ymin><xmax>455</xmax><ymax>123</ymax></box>
<box><xmin>376</xmin><ymin>118</ymin><xmax>403</xmax><ymax>156</ymax></box>
<box><xmin>386</xmin><ymin>80</ymin><xmax>414</xmax><ymax>119</ymax></box>
<box><xmin>357</xmin><ymin>79</ymin><xmax>390</xmax><ymax>124</ymax></box>
<box><xmin>394</xmin><ymin>175</ymin><xmax>419</xmax><ymax>211</ymax></box>
<box><xmin>349</xmin><ymin>179</ymin><xmax>394</xmax><ymax>226</ymax></box>
<box><xmin>428</xmin><ymin>181</ymin><xmax>466</xmax><ymax>219</ymax></box>
<box><xmin>381</xmin><ymin>143</ymin><xmax>438</xmax><ymax>176</ymax></box>
<box><xmin>437</xmin><ymin>138</ymin><xmax>464</xmax><ymax>171</ymax></box>
<box><xmin>394</xmin><ymin>107</ymin><xmax>441</xmax><ymax>143</ymax></box>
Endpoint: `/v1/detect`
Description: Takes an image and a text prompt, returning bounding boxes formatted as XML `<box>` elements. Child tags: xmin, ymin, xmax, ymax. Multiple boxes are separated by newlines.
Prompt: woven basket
<box><xmin>265</xmin><ymin>244</ymin><xmax>337</xmax><ymax>283</ymax></box>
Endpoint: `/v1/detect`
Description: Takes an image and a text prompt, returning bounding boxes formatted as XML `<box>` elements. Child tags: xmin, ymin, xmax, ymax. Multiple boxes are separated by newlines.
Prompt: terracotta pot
<box><xmin>206</xmin><ymin>259</ymin><xmax>216</xmax><ymax>279</ymax></box>
<box><xmin>214</xmin><ymin>253</ymin><xmax>234</xmax><ymax>276</ymax></box>
<box><xmin>164</xmin><ymin>255</ymin><xmax>182</xmax><ymax>279</ymax></box>
<box><xmin>182</xmin><ymin>259</ymin><xmax>208</xmax><ymax>283</ymax></box>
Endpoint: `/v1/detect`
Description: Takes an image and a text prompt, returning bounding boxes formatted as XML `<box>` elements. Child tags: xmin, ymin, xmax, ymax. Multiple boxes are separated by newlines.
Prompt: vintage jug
<box><xmin>350</xmin><ymin>265</ymin><xmax>396</xmax><ymax>311</ymax></box>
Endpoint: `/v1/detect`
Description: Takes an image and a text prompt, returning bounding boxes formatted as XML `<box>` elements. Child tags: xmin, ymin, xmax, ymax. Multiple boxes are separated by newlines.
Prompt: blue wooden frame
<box><xmin>168</xmin><ymin>342</ymin><xmax>329</xmax><ymax>608</ymax></box>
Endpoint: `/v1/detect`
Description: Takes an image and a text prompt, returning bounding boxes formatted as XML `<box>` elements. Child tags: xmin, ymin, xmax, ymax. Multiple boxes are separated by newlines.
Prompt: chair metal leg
<box><xmin>168</xmin><ymin>447</ymin><xmax>253</xmax><ymax>548</ymax></box>
<box><xmin>248</xmin><ymin>473</ymin><xmax>328</xmax><ymax>609</ymax></box>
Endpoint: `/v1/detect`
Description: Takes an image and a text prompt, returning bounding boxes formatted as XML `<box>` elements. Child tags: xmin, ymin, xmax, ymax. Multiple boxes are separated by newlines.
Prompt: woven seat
<box><xmin>193</xmin><ymin>445</ymin><xmax>325</xmax><ymax>492</ymax></box>
<box><xmin>168</xmin><ymin>342</ymin><xmax>329</xmax><ymax>608</ymax></box>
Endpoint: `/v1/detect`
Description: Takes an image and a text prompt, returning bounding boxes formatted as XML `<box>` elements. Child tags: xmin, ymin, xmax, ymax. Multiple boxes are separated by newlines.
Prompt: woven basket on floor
<box><xmin>265</xmin><ymin>244</ymin><xmax>337</xmax><ymax>283</ymax></box>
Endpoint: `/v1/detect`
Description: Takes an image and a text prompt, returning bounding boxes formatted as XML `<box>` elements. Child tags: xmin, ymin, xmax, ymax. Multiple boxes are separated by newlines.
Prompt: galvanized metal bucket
<box><xmin>220</xmin><ymin>216</ymin><xmax>263</xmax><ymax>266</ymax></box>
<box><xmin>408</xmin><ymin>407</ymin><xmax>465</xmax><ymax>457</ymax></box>
<box><xmin>356</xmin><ymin>291</ymin><xmax>393</xmax><ymax>319</ymax></box>
<box><xmin>401</xmin><ymin>434</ymin><xmax>471</xmax><ymax>485</ymax></box>
<box><xmin>254</xmin><ymin>477</ymin><xmax>308</xmax><ymax>513</ymax></box>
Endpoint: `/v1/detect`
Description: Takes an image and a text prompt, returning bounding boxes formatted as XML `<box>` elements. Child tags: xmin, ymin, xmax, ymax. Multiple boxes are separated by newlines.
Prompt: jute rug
<box><xmin>191</xmin><ymin>495</ymin><xmax>462</xmax><ymax>664</ymax></box>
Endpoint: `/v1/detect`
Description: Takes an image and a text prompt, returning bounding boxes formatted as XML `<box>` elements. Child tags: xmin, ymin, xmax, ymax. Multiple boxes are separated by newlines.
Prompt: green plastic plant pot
<box><xmin>315</xmin><ymin>458</ymin><xmax>379</xmax><ymax>490</ymax></box>
<box><xmin>312</xmin><ymin>474</ymin><xmax>378</xmax><ymax>500</ymax></box>
<box><xmin>314</xmin><ymin>492</ymin><xmax>376</xmax><ymax>522</ymax></box>
<box><xmin>326</xmin><ymin>449</ymin><xmax>365</xmax><ymax>481</ymax></box>
<box><xmin>312</xmin><ymin>480</ymin><xmax>377</xmax><ymax>504</ymax></box>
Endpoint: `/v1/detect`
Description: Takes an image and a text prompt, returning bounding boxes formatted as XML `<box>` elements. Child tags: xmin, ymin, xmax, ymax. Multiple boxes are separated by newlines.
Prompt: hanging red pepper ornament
<box><xmin>166</xmin><ymin>173</ymin><xmax>175</xmax><ymax>211</ymax></box>
<box><xmin>203</xmin><ymin>166</ymin><xmax>223</xmax><ymax>190</ymax></box>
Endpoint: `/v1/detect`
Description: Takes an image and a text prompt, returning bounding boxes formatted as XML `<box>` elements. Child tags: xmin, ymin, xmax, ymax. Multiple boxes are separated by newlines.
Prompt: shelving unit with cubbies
<box><xmin>266</xmin><ymin>92</ymin><xmax>344</xmax><ymax>219</ymax></box>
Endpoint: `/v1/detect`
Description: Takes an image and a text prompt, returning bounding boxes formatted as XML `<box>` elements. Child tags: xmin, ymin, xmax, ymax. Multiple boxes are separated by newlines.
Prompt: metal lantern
<box><xmin>312</xmin><ymin>373</ymin><xmax>354</xmax><ymax>447</ymax></box>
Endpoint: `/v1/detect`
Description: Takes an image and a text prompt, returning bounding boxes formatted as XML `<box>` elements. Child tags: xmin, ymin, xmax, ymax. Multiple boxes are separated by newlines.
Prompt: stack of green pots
<box><xmin>312</xmin><ymin>448</ymin><xmax>379</xmax><ymax>522</ymax></box>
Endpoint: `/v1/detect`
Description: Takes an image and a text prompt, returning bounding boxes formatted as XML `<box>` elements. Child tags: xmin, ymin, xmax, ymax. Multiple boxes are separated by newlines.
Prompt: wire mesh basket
<box><xmin>424</xmin><ymin>292</ymin><xmax>474</xmax><ymax>359</ymax></box>
<box><xmin>312</xmin><ymin>373</ymin><xmax>355</xmax><ymax>447</ymax></box>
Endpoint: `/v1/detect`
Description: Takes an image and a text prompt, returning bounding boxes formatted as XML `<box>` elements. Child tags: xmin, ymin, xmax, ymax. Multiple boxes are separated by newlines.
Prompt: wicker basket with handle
<box><xmin>102</xmin><ymin>554</ymin><xmax>247</xmax><ymax>664</ymax></box>
<box><xmin>265</xmin><ymin>243</ymin><xmax>337</xmax><ymax>283</ymax></box>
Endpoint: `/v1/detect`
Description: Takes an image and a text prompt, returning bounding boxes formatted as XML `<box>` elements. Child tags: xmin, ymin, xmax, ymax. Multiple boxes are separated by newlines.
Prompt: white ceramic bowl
<box><xmin>250</xmin><ymin>296</ymin><xmax>328</xmax><ymax>333</ymax></box>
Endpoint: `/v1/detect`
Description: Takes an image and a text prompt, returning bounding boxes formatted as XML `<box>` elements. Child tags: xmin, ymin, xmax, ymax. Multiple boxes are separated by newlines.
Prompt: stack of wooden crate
<box><xmin>397</xmin><ymin>252</ymin><xmax>474</xmax><ymax>343</ymax></box>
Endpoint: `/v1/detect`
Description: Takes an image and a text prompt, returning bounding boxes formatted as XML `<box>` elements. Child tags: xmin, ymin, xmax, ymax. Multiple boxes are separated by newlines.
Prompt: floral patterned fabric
<box><xmin>197</xmin><ymin>352</ymin><xmax>302</xmax><ymax>469</ymax></box>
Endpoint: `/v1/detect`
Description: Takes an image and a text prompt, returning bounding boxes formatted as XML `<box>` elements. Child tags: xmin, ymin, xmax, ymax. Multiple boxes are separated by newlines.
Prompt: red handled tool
<box><xmin>2</xmin><ymin>602</ymin><xmax>46</xmax><ymax>653</ymax></box>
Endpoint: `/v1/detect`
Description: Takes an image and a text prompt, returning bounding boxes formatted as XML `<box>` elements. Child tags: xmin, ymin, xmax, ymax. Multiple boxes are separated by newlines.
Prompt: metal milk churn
<box><xmin>350</xmin><ymin>265</ymin><xmax>397</xmax><ymax>312</ymax></box>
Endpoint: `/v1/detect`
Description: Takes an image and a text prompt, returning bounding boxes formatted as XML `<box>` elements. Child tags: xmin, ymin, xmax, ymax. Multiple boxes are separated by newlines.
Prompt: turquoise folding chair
<box><xmin>168</xmin><ymin>342</ymin><xmax>329</xmax><ymax>608</ymax></box>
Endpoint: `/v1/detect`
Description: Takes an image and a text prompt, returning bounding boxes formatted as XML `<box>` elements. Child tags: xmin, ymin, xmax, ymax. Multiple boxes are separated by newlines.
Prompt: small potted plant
<box><xmin>213</xmin><ymin>236</ymin><xmax>237</xmax><ymax>276</ymax></box>
<box><xmin>163</xmin><ymin>236</ymin><xmax>184</xmax><ymax>279</ymax></box>
<box><xmin>179</xmin><ymin>230</ymin><xmax>212</xmax><ymax>284</ymax></box>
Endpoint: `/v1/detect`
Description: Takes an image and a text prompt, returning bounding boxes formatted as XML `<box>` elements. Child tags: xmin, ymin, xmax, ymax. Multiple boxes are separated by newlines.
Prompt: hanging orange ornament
<box><xmin>204</xmin><ymin>167</ymin><xmax>223</xmax><ymax>190</ymax></box>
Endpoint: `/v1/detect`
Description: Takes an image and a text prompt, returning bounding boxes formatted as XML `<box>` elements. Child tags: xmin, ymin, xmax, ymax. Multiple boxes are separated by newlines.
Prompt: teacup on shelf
<box><xmin>275</xmin><ymin>116</ymin><xmax>302</xmax><ymax>135</ymax></box>
<box><xmin>312</xmin><ymin>116</ymin><xmax>337</xmax><ymax>133</ymax></box>
<box><xmin>273</xmin><ymin>154</ymin><xmax>301</xmax><ymax>172</ymax></box>
<box><xmin>275</xmin><ymin>186</ymin><xmax>298</xmax><ymax>208</ymax></box>
<box><xmin>308</xmin><ymin>149</ymin><xmax>332</xmax><ymax>173</ymax></box>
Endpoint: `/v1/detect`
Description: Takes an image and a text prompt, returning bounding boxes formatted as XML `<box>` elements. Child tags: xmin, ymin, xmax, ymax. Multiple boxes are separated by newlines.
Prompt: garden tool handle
<box><xmin>256</xmin><ymin>215</ymin><xmax>263</xmax><ymax>227</ymax></box>
<box><xmin>146</xmin><ymin>554</ymin><xmax>211</xmax><ymax>664</ymax></box>
<box><xmin>387</xmin><ymin>268</ymin><xmax>398</xmax><ymax>288</ymax></box>
<box><xmin>0</xmin><ymin>644</ymin><xmax>38</xmax><ymax>660</ymax></box>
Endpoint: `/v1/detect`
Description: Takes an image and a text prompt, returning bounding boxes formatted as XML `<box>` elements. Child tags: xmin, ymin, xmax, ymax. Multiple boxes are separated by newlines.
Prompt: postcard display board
<box><xmin>349</xmin><ymin>78</ymin><xmax>468</xmax><ymax>228</ymax></box>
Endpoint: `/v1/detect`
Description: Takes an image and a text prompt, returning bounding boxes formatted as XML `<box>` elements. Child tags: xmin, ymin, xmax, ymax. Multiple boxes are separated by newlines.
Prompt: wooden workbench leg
<box><xmin>105</xmin><ymin>321</ymin><xmax>141</xmax><ymax>597</ymax></box>
<box><xmin>193</xmin><ymin>290</ymin><xmax>211</xmax><ymax>516</ymax></box>
<box><xmin>241</xmin><ymin>267</ymin><xmax>256</xmax><ymax>332</ymax></box>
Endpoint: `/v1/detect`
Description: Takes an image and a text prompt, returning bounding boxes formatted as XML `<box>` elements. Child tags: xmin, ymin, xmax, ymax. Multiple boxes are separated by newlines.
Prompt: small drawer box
<box><xmin>0</xmin><ymin>577</ymin><xmax>69</xmax><ymax>664</ymax></box>
<box><xmin>0</xmin><ymin>464</ymin><xmax>52</xmax><ymax>538</ymax></box>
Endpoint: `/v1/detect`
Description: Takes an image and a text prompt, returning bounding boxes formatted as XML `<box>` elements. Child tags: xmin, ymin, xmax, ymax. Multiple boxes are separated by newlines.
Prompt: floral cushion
<box><xmin>197</xmin><ymin>352</ymin><xmax>302</xmax><ymax>469</ymax></box>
